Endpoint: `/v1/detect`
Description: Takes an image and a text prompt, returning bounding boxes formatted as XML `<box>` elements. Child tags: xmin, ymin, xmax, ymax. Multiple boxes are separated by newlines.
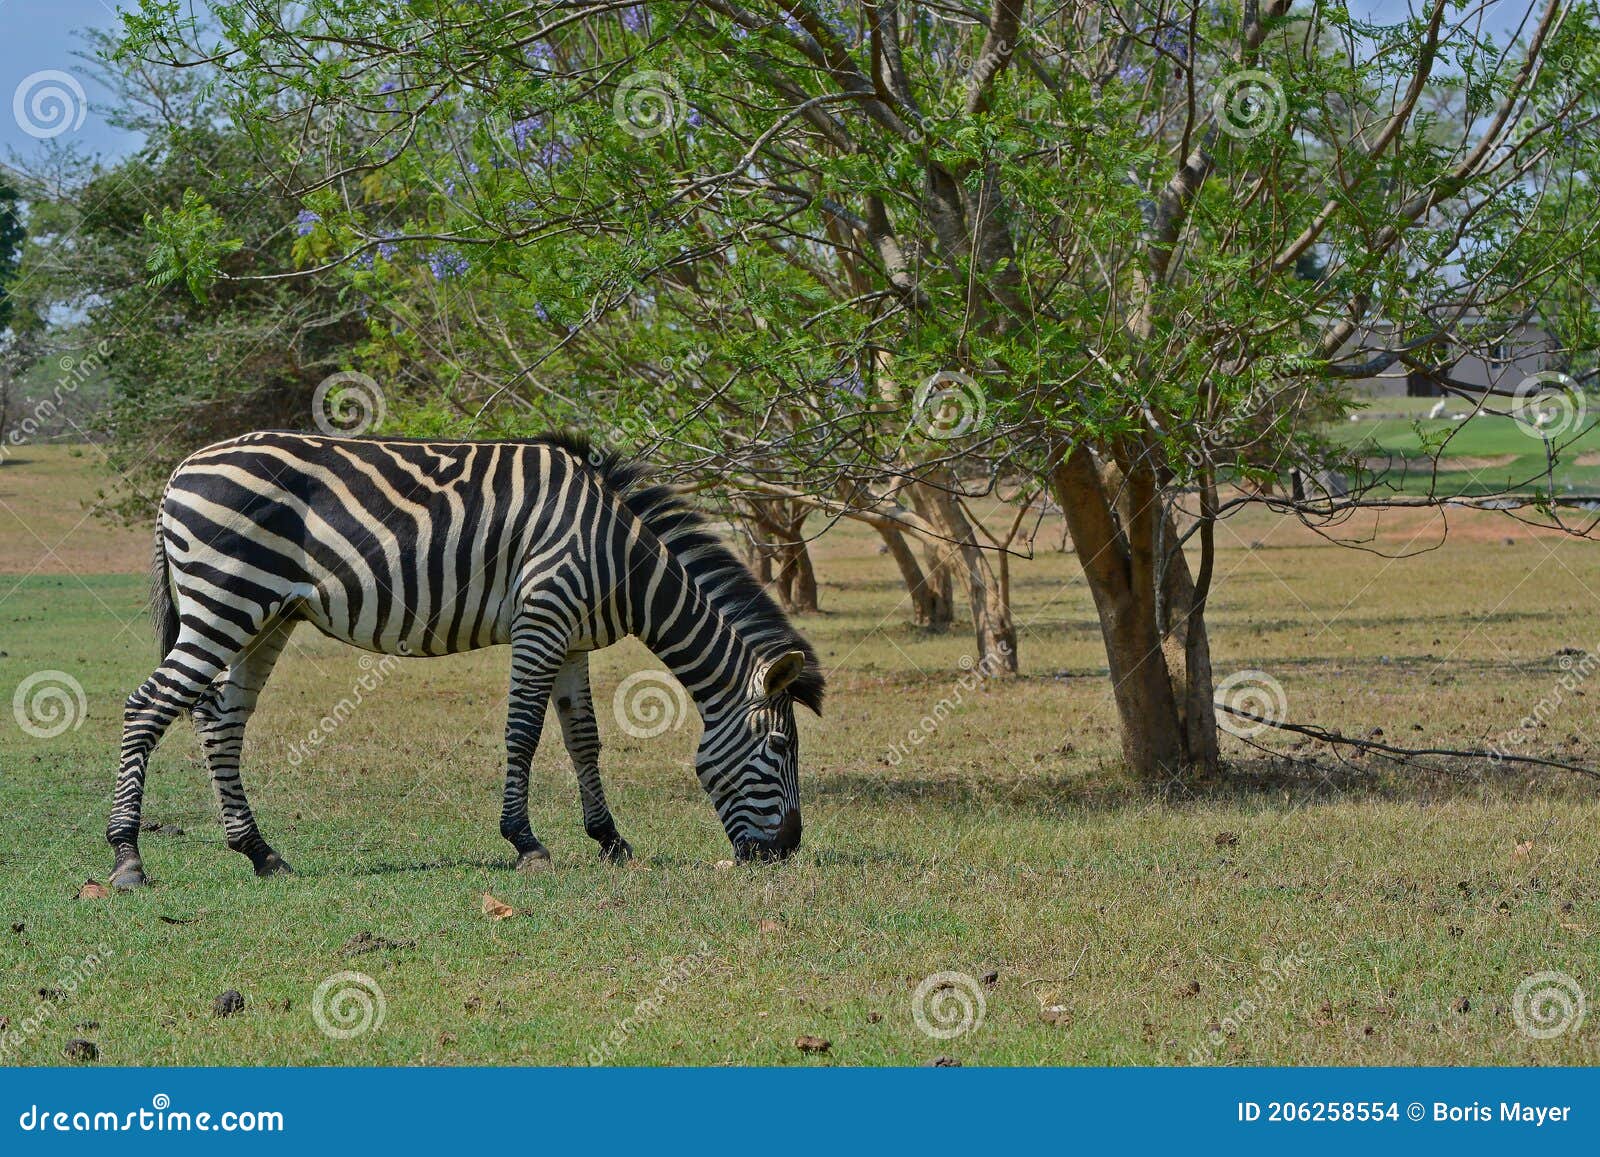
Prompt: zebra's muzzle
<box><xmin>735</xmin><ymin>807</ymin><xmax>802</xmax><ymax>862</ymax></box>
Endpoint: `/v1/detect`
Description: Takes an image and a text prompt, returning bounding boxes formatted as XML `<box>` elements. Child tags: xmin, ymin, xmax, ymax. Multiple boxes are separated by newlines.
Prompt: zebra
<box><xmin>107</xmin><ymin>431</ymin><xmax>824</xmax><ymax>889</ymax></box>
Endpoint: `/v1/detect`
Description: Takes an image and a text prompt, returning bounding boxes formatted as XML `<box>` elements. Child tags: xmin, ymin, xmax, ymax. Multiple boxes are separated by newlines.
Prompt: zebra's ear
<box><xmin>761</xmin><ymin>650</ymin><xmax>808</xmax><ymax>698</ymax></box>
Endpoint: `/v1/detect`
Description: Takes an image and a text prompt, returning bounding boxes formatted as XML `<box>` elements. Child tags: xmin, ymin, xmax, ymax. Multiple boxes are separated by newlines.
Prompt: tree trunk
<box><xmin>1158</xmin><ymin>508</ymin><xmax>1220</xmax><ymax>777</ymax></box>
<box><xmin>920</xmin><ymin>539</ymin><xmax>956</xmax><ymax>629</ymax></box>
<box><xmin>1050</xmin><ymin>443</ymin><xmax>1219</xmax><ymax>782</ymax></box>
<box><xmin>741</xmin><ymin>510</ymin><xmax>775</xmax><ymax>585</ymax></box>
<box><xmin>778</xmin><ymin>533</ymin><xmax>820</xmax><ymax>613</ymax></box>
<box><xmin>910</xmin><ymin>477</ymin><xmax>1018</xmax><ymax>676</ymax></box>
<box><xmin>749</xmin><ymin>498</ymin><xmax>820</xmax><ymax>614</ymax></box>
<box><xmin>877</xmin><ymin>524</ymin><xmax>954</xmax><ymax>629</ymax></box>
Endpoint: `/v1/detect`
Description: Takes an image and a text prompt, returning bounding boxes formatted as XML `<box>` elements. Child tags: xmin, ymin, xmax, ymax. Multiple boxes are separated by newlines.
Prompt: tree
<box><xmin>14</xmin><ymin>42</ymin><xmax>371</xmax><ymax>513</ymax></box>
<box><xmin>0</xmin><ymin>177</ymin><xmax>24</xmax><ymax>442</ymax></box>
<box><xmin>117</xmin><ymin>0</ymin><xmax>1600</xmax><ymax>781</ymax></box>
<box><xmin>0</xmin><ymin>178</ymin><xmax>22</xmax><ymax>336</ymax></box>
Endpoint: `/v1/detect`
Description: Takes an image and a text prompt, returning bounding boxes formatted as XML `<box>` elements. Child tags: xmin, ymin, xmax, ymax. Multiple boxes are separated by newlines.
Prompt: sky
<box><xmin>0</xmin><ymin>0</ymin><xmax>138</xmax><ymax>161</ymax></box>
<box><xmin>0</xmin><ymin>1</ymin><xmax>1547</xmax><ymax>167</ymax></box>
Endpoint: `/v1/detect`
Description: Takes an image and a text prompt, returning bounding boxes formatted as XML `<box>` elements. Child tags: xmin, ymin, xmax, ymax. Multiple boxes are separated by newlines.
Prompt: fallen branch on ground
<box><xmin>1215</xmin><ymin>704</ymin><xmax>1600</xmax><ymax>783</ymax></box>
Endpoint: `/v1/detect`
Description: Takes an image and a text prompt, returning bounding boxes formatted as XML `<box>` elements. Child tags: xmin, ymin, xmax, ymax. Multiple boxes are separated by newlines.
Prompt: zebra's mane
<box><xmin>535</xmin><ymin>432</ymin><xmax>825</xmax><ymax>715</ymax></box>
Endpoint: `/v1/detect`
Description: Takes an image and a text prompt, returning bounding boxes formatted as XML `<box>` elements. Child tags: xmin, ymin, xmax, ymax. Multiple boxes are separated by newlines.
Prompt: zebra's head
<box><xmin>697</xmin><ymin>649</ymin><xmax>819</xmax><ymax>861</ymax></box>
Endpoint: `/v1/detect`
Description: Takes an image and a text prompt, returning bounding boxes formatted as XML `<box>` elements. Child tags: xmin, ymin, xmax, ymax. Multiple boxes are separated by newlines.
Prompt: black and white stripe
<box><xmin>107</xmin><ymin>431</ymin><xmax>823</xmax><ymax>888</ymax></box>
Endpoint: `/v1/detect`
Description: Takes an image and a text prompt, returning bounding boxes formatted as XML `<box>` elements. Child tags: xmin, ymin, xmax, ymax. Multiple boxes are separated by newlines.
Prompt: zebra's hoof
<box><xmin>254</xmin><ymin>852</ymin><xmax>293</xmax><ymax>878</ymax></box>
<box><xmin>599</xmin><ymin>838</ymin><xmax>633</xmax><ymax>864</ymax></box>
<box><xmin>110</xmin><ymin>863</ymin><xmax>148</xmax><ymax>891</ymax></box>
<box><xmin>515</xmin><ymin>848</ymin><xmax>553</xmax><ymax>873</ymax></box>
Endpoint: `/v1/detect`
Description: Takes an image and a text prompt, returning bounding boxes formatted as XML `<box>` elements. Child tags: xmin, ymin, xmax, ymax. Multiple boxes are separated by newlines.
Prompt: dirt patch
<box><xmin>0</xmin><ymin>447</ymin><xmax>149</xmax><ymax>576</ymax></box>
<box><xmin>1362</xmin><ymin>454</ymin><xmax>1519</xmax><ymax>474</ymax></box>
<box><xmin>1430</xmin><ymin>454</ymin><xmax>1519</xmax><ymax>472</ymax></box>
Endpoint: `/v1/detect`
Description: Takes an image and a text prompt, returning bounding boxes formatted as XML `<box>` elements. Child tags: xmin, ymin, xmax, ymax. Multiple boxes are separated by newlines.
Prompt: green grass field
<box><xmin>2</xmin><ymin>445</ymin><xmax>1599</xmax><ymax>1066</ymax></box>
<box><xmin>1335</xmin><ymin>394</ymin><xmax>1600</xmax><ymax>496</ymax></box>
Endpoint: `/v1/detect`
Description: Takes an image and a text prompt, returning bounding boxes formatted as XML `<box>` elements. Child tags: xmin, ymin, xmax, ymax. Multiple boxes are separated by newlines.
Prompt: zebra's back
<box><xmin>161</xmin><ymin>431</ymin><xmax>597</xmax><ymax>656</ymax></box>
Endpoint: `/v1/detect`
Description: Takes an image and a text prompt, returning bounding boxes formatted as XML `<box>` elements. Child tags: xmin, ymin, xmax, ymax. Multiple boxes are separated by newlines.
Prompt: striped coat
<box><xmin>107</xmin><ymin>431</ymin><xmax>823</xmax><ymax>889</ymax></box>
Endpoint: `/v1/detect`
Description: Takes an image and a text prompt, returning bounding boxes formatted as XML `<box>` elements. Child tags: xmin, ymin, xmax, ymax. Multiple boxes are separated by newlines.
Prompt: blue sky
<box><xmin>0</xmin><ymin>1</ymin><xmax>1542</xmax><ymax>166</ymax></box>
<box><xmin>0</xmin><ymin>0</ymin><xmax>138</xmax><ymax>160</ymax></box>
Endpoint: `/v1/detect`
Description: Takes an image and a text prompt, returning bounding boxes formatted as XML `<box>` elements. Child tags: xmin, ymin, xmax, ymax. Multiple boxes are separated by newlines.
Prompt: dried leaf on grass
<box><xmin>481</xmin><ymin>893</ymin><xmax>516</xmax><ymax>920</ymax></box>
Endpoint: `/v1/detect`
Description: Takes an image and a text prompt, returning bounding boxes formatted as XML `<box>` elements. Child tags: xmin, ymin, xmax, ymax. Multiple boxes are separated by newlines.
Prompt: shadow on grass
<box><xmin>810</xmin><ymin>755</ymin><xmax>1597</xmax><ymax>818</ymax></box>
<box><xmin>312</xmin><ymin>854</ymin><xmax>511</xmax><ymax>877</ymax></box>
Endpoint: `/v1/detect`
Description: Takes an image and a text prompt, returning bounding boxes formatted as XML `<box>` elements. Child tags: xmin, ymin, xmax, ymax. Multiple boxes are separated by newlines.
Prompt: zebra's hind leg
<box><xmin>554</xmin><ymin>652</ymin><xmax>632</xmax><ymax>863</ymax></box>
<box><xmin>192</xmin><ymin>619</ymin><xmax>294</xmax><ymax>879</ymax></box>
<box><xmin>500</xmin><ymin>614</ymin><xmax>572</xmax><ymax>872</ymax></box>
<box><xmin>107</xmin><ymin>637</ymin><xmax>230</xmax><ymax>890</ymax></box>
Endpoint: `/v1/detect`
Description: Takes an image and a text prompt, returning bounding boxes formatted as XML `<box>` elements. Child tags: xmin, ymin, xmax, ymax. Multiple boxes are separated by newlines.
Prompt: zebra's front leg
<box><xmin>192</xmin><ymin>620</ymin><xmax>294</xmax><ymax>879</ymax></box>
<box><xmin>501</xmin><ymin>617</ymin><xmax>571</xmax><ymax>872</ymax></box>
<box><xmin>553</xmin><ymin>652</ymin><xmax>632</xmax><ymax>863</ymax></box>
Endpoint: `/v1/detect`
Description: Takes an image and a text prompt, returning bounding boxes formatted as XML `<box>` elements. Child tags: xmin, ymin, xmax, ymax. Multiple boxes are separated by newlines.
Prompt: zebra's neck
<box><xmin>619</xmin><ymin>527</ymin><xmax>756</xmax><ymax>720</ymax></box>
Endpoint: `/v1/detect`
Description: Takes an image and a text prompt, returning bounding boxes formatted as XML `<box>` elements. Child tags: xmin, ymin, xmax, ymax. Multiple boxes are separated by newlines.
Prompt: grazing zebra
<box><xmin>107</xmin><ymin>431</ymin><xmax>823</xmax><ymax>889</ymax></box>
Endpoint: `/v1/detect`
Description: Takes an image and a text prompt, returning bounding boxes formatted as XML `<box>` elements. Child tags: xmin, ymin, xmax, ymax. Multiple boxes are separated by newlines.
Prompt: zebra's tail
<box><xmin>150</xmin><ymin>521</ymin><xmax>179</xmax><ymax>660</ymax></box>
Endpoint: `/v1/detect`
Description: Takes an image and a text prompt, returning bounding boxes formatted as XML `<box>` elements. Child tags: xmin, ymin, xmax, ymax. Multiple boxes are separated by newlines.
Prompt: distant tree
<box><xmin>0</xmin><ymin>176</ymin><xmax>27</xmax><ymax>444</ymax></box>
<box><xmin>14</xmin><ymin>40</ymin><xmax>369</xmax><ymax>513</ymax></box>
<box><xmin>0</xmin><ymin>178</ymin><xmax>22</xmax><ymax>335</ymax></box>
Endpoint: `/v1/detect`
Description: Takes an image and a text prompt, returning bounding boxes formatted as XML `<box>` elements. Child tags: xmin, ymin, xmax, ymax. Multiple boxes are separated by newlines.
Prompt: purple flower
<box><xmin>528</xmin><ymin>41</ymin><xmax>555</xmax><ymax>64</ymax></box>
<box><xmin>428</xmin><ymin>248</ymin><xmax>469</xmax><ymax>281</ymax></box>
<box><xmin>820</xmin><ymin>1</ymin><xmax>852</xmax><ymax>43</ymax></box>
<box><xmin>620</xmin><ymin>6</ymin><xmax>646</xmax><ymax>33</ymax></box>
<box><xmin>1153</xmin><ymin>25</ymin><xmax>1188</xmax><ymax>63</ymax></box>
<box><xmin>511</xmin><ymin>114</ymin><xmax>546</xmax><ymax>150</ymax></box>
<box><xmin>379</xmin><ymin>80</ymin><xmax>399</xmax><ymax>111</ymax></box>
<box><xmin>295</xmin><ymin>209</ymin><xmax>320</xmax><ymax>236</ymax></box>
<box><xmin>355</xmin><ymin>232</ymin><xmax>400</xmax><ymax>270</ymax></box>
<box><xmin>685</xmin><ymin>107</ymin><xmax>702</xmax><ymax>129</ymax></box>
<box><xmin>1118</xmin><ymin>62</ymin><xmax>1148</xmax><ymax>85</ymax></box>
<box><xmin>534</xmin><ymin>302</ymin><xmax>550</xmax><ymax>322</ymax></box>
<box><xmin>534</xmin><ymin>137</ymin><xmax>572</xmax><ymax>168</ymax></box>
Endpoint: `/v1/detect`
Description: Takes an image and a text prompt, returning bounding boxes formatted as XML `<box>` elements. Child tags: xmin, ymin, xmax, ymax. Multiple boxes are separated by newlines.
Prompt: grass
<box><xmin>1332</xmin><ymin>393</ymin><xmax>1600</xmax><ymax>496</ymax></box>
<box><xmin>2</xmin><ymin>444</ymin><xmax>1599</xmax><ymax>1066</ymax></box>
